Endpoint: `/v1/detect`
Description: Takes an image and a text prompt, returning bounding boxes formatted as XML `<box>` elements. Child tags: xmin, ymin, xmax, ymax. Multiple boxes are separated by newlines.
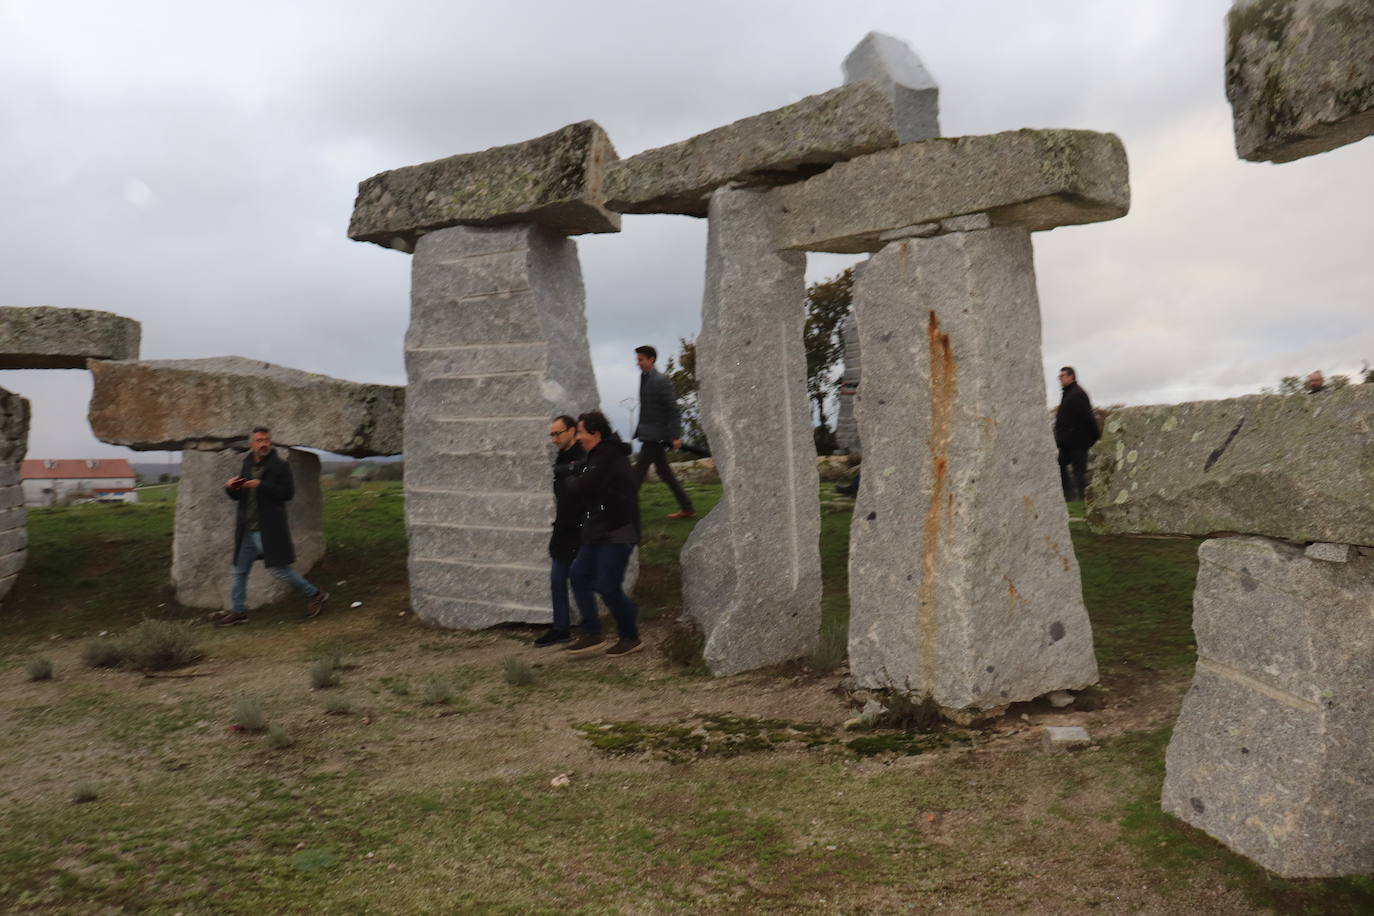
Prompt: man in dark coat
<box><xmin>535</xmin><ymin>414</ymin><xmax>585</xmax><ymax>647</ymax></box>
<box><xmin>632</xmin><ymin>345</ymin><xmax>695</xmax><ymax>519</ymax></box>
<box><xmin>209</xmin><ymin>426</ymin><xmax>327</xmax><ymax>626</ymax></box>
<box><xmin>1054</xmin><ymin>367</ymin><xmax>1100</xmax><ymax>502</ymax></box>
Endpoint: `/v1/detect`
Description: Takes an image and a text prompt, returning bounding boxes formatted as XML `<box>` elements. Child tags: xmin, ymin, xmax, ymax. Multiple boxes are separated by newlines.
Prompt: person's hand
<box><xmin>671</xmin><ymin>438</ymin><xmax>682</xmax><ymax>450</ymax></box>
<box><xmin>241</xmin><ymin>479</ymin><xmax>260</xmax><ymax>489</ymax></box>
<box><xmin>226</xmin><ymin>477</ymin><xmax>244</xmax><ymax>489</ymax></box>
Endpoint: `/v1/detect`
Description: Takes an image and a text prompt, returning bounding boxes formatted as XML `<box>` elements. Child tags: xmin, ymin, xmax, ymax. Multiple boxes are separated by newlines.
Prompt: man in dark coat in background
<box><xmin>632</xmin><ymin>345</ymin><xmax>695</xmax><ymax>519</ymax></box>
<box><xmin>209</xmin><ymin>426</ymin><xmax>327</xmax><ymax>626</ymax></box>
<box><xmin>535</xmin><ymin>414</ymin><xmax>585</xmax><ymax>647</ymax></box>
<box><xmin>1054</xmin><ymin>367</ymin><xmax>1100</xmax><ymax>503</ymax></box>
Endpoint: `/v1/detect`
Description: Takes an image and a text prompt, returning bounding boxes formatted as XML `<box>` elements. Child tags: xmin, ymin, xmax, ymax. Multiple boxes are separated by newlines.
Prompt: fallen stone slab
<box><xmin>842</xmin><ymin>31</ymin><xmax>940</xmax><ymax>143</ymax></box>
<box><xmin>1226</xmin><ymin>0</ymin><xmax>1374</xmax><ymax>162</ymax></box>
<box><xmin>1162</xmin><ymin>536</ymin><xmax>1374</xmax><ymax>877</ymax></box>
<box><xmin>1042</xmin><ymin>726</ymin><xmax>1091</xmax><ymax>751</ymax></box>
<box><xmin>1086</xmin><ymin>385</ymin><xmax>1374</xmax><ymax>545</ymax></box>
<box><xmin>0</xmin><ymin>307</ymin><xmax>140</xmax><ymax>369</ymax></box>
<box><xmin>0</xmin><ymin>387</ymin><xmax>28</xmax><ymax>604</ymax></box>
<box><xmin>603</xmin><ymin>81</ymin><xmax>901</xmax><ymax>217</ymax></box>
<box><xmin>774</xmin><ymin>128</ymin><xmax>1129</xmax><ymax>253</ymax></box>
<box><xmin>349</xmin><ymin>121</ymin><xmax>620</xmax><ymax>251</ymax></box>
<box><xmin>1306</xmin><ymin>541</ymin><xmax>1356</xmax><ymax>562</ymax></box>
<box><xmin>680</xmin><ymin>187</ymin><xmax>821</xmax><ymax>676</ymax></box>
<box><xmin>87</xmin><ymin>357</ymin><xmax>403</xmax><ymax>457</ymax></box>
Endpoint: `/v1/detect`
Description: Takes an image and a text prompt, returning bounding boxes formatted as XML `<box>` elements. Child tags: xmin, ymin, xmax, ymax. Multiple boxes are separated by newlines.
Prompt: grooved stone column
<box><xmin>406</xmin><ymin>224</ymin><xmax>598</xmax><ymax>628</ymax></box>
<box><xmin>1162</xmin><ymin>536</ymin><xmax>1374</xmax><ymax>878</ymax></box>
<box><xmin>173</xmin><ymin>448</ymin><xmax>323</xmax><ymax>610</ymax></box>
<box><xmin>681</xmin><ymin>187</ymin><xmax>820</xmax><ymax>675</ymax></box>
<box><xmin>834</xmin><ymin>311</ymin><xmax>861</xmax><ymax>454</ymax></box>
<box><xmin>847</xmin><ymin>228</ymin><xmax>1098</xmax><ymax>710</ymax></box>
<box><xmin>0</xmin><ymin>387</ymin><xmax>30</xmax><ymax>602</ymax></box>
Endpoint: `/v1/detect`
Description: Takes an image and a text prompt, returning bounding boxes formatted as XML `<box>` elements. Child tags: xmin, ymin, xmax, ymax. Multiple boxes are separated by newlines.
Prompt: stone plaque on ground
<box><xmin>0</xmin><ymin>307</ymin><xmax>140</xmax><ymax>369</ymax></box>
<box><xmin>0</xmin><ymin>387</ymin><xmax>29</xmax><ymax>603</ymax></box>
<box><xmin>680</xmin><ymin>187</ymin><xmax>821</xmax><ymax>676</ymax></box>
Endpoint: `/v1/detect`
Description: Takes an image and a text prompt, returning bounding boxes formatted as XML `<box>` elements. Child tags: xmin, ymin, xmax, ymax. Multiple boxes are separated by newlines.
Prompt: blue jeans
<box><xmin>230</xmin><ymin>530</ymin><xmax>318</xmax><ymax>613</ymax></box>
<box><xmin>569</xmin><ymin>543</ymin><xmax>638</xmax><ymax>639</ymax></box>
<box><xmin>550</xmin><ymin>554</ymin><xmax>574</xmax><ymax>632</ymax></box>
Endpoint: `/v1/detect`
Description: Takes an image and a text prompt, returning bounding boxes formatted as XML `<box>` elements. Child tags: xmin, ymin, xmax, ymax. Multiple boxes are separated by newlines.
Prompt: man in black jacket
<box><xmin>633</xmin><ymin>345</ymin><xmax>695</xmax><ymax>519</ymax></box>
<box><xmin>535</xmin><ymin>414</ymin><xmax>585</xmax><ymax>647</ymax></box>
<box><xmin>1054</xmin><ymin>367</ymin><xmax>1100</xmax><ymax>502</ymax></box>
<box><xmin>209</xmin><ymin>427</ymin><xmax>327</xmax><ymax>626</ymax></box>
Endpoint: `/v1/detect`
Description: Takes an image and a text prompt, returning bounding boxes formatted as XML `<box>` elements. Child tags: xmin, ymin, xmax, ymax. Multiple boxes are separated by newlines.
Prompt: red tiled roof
<box><xmin>21</xmin><ymin>459</ymin><xmax>137</xmax><ymax>480</ymax></box>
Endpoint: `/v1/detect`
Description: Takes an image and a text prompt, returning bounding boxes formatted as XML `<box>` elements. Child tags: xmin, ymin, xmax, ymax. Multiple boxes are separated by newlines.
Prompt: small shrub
<box><xmin>25</xmin><ymin>656</ymin><xmax>54</xmax><ymax>681</ymax></box>
<box><xmin>266</xmin><ymin>725</ymin><xmax>294</xmax><ymax>750</ymax></box>
<box><xmin>323</xmin><ymin>694</ymin><xmax>353</xmax><ymax>716</ymax></box>
<box><xmin>807</xmin><ymin>618</ymin><xmax>848</xmax><ymax>671</ymax></box>
<box><xmin>71</xmin><ymin>782</ymin><xmax>99</xmax><ymax>804</ymax></box>
<box><xmin>659</xmin><ymin>620</ymin><xmax>708</xmax><ymax>674</ymax></box>
<box><xmin>233</xmin><ymin>695</ymin><xmax>267</xmax><ymax>733</ymax></box>
<box><xmin>503</xmin><ymin>658</ymin><xmax>535</xmax><ymax>687</ymax></box>
<box><xmin>81</xmin><ymin>638</ymin><xmax>123</xmax><ymax>669</ymax></box>
<box><xmin>309</xmin><ymin>657</ymin><xmax>341</xmax><ymax>689</ymax></box>
<box><xmin>119</xmin><ymin>619</ymin><xmax>201</xmax><ymax>671</ymax></box>
<box><xmin>883</xmin><ymin>691</ymin><xmax>942</xmax><ymax>731</ymax></box>
<box><xmin>420</xmin><ymin>677</ymin><xmax>452</xmax><ymax>706</ymax></box>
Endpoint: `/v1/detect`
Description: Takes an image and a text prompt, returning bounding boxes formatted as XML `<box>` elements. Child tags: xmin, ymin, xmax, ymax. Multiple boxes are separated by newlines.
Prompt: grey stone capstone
<box><xmin>774</xmin><ymin>128</ymin><xmax>1130</xmax><ymax>253</ymax></box>
<box><xmin>680</xmin><ymin>188</ymin><xmax>821</xmax><ymax>676</ymax></box>
<box><xmin>405</xmin><ymin>224</ymin><xmax>599</xmax><ymax>629</ymax></box>
<box><xmin>842</xmin><ymin>31</ymin><xmax>940</xmax><ymax>143</ymax></box>
<box><xmin>1086</xmin><ymin>385</ymin><xmax>1374</xmax><ymax>545</ymax></box>
<box><xmin>602</xmin><ymin>81</ymin><xmax>901</xmax><ymax>217</ymax></box>
<box><xmin>172</xmin><ymin>448</ymin><xmax>323</xmax><ymax>610</ymax></box>
<box><xmin>1162</xmin><ymin>536</ymin><xmax>1374</xmax><ymax>878</ymax></box>
<box><xmin>0</xmin><ymin>387</ymin><xmax>29</xmax><ymax>604</ymax></box>
<box><xmin>349</xmin><ymin>121</ymin><xmax>621</xmax><ymax>251</ymax></box>
<box><xmin>87</xmin><ymin>357</ymin><xmax>403</xmax><ymax>457</ymax></box>
<box><xmin>1226</xmin><ymin>0</ymin><xmax>1374</xmax><ymax>162</ymax></box>
<box><xmin>846</xmin><ymin>229</ymin><xmax>1099</xmax><ymax>710</ymax></box>
<box><xmin>0</xmin><ymin>307</ymin><xmax>140</xmax><ymax>369</ymax></box>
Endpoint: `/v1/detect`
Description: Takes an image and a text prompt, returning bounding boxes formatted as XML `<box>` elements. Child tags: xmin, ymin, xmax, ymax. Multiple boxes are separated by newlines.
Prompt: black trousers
<box><xmin>1058</xmin><ymin>447</ymin><xmax>1089</xmax><ymax>501</ymax></box>
<box><xmin>634</xmin><ymin>441</ymin><xmax>694</xmax><ymax>511</ymax></box>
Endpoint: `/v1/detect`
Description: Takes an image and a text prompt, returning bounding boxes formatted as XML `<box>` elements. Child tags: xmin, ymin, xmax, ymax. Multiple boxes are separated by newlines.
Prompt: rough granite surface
<box><xmin>774</xmin><ymin>128</ymin><xmax>1129</xmax><ymax>253</ymax></box>
<box><xmin>1162</xmin><ymin>536</ymin><xmax>1374</xmax><ymax>878</ymax></box>
<box><xmin>349</xmin><ymin>121</ymin><xmax>620</xmax><ymax>251</ymax></box>
<box><xmin>87</xmin><ymin>357</ymin><xmax>403</xmax><ymax>457</ymax></box>
<box><xmin>680</xmin><ymin>188</ymin><xmax>820</xmax><ymax>676</ymax></box>
<box><xmin>847</xmin><ymin>229</ymin><xmax>1098</xmax><ymax>710</ymax></box>
<box><xmin>1226</xmin><ymin>0</ymin><xmax>1374</xmax><ymax>162</ymax></box>
<box><xmin>173</xmin><ymin>448</ymin><xmax>324</xmax><ymax>610</ymax></box>
<box><xmin>603</xmin><ymin>81</ymin><xmax>900</xmax><ymax>217</ymax></box>
<box><xmin>1086</xmin><ymin>385</ymin><xmax>1374</xmax><ymax>545</ymax></box>
<box><xmin>842</xmin><ymin>31</ymin><xmax>940</xmax><ymax>143</ymax></box>
<box><xmin>0</xmin><ymin>386</ymin><xmax>29</xmax><ymax>604</ymax></box>
<box><xmin>0</xmin><ymin>307</ymin><xmax>140</xmax><ymax>369</ymax></box>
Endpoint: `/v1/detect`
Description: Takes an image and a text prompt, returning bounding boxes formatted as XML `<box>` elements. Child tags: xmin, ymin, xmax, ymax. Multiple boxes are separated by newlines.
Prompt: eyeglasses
<box><xmin>549</xmin><ymin>428</ymin><xmax>569</xmax><ymax>437</ymax></box>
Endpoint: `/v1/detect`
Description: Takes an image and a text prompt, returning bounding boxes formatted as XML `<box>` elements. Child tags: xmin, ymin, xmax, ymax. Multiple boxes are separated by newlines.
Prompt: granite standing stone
<box><xmin>1226</xmin><ymin>0</ymin><xmax>1374</xmax><ymax>162</ymax></box>
<box><xmin>173</xmin><ymin>448</ymin><xmax>324</xmax><ymax>610</ymax></box>
<box><xmin>847</xmin><ymin>228</ymin><xmax>1098</xmax><ymax>710</ymax></box>
<box><xmin>842</xmin><ymin>31</ymin><xmax>941</xmax><ymax>143</ymax></box>
<box><xmin>680</xmin><ymin>188</ymin><xmax>820</xmax><ymax>676</ymax></box>
<box><xmin>0</xmin><ymin>387</ymin><xmax>30</xmax><ymax>603</ymax></box>
<box><xmin>1162</xmin><ymin>536</ymin><xmax>1374</xmax><ymax>877</ymax></box>
<box><xmin>406</xmin><ymin>224</ymin><xmax>599</xmax><ymax>628</ymax></box>
<box><xmin>0</xmin><ymin>307</ymin><xmax>140</xmax><ymax>369</ymax></box>
<box><xmin>1086</xmin><ymin>385</ymin><xmax>1374</xmax><ymax>546</ymax></box>
<box><xmin>833</xmin><ymin>310</ymin><xmax>862</xmax><ymax>454</ymax></box>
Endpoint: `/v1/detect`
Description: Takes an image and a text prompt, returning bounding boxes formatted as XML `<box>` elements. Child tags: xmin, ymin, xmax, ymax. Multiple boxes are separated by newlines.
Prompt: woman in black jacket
<box><xmin>563</xmin><ymin>410</ymin><xmax>642</xmax><ymax>656</ymax></box>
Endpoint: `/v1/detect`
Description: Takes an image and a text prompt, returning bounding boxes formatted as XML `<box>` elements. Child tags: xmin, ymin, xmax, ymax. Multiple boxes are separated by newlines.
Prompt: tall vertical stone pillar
<box><xmin>0</xmin><ymin>387</ymin><xmax>30</xmax><ymax>602</ymax></box>
<box><xmin>680</xmin><ymin>188</ymin><xmax>820</xmax><ymax>675</ymax></box>
<box><xmin>846</xmin><ymin>228</ymin><xmax>1098</xmax><ymax>709</ymax></box>
<box><xmin>405</xmin><ymin>224</ymin><xmax>598</xmax><ymax>628</ymax></box>
<box><xmin>833</xmin><ymin>311</ymin><xmax>862</xmax><ymax>454</ymax></box>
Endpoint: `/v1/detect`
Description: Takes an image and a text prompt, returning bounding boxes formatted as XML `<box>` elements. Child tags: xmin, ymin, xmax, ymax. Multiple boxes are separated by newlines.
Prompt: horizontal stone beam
<box><xmin>1086</xmin><ymin>384</ymin><xmax>1374</xmax><ymax>545</ymax></box>
<box><xmin>773</xmin><ymin>128</ymin><xmax>1129</xmax><ymax>253</ymax></box>
<box><xmin>1226</xmin><ymin>0</ymin><xmax>1374</xmax><ymax>163</ymax></box>
<box><xmin>88</xmin><ymin>356</ymin><xmax>403</xmax><ymax>457</ymax></box>
<box><xmin>602</xmin><ymin>81</ymin><xmax>901</xmax><ymax>217</ymax></box>
<box><xmin>0</xmin><ymin>307</ymin><xmax>140</xmax><ymax>369</ymax></box>
<box><xmin>349</xmin><ymin>121</ymin><xmax>620</xmax><ymax>251</ymax></box>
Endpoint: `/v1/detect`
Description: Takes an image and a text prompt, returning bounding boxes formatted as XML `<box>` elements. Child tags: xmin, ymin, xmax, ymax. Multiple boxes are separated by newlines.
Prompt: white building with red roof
<box><xmin>20</xmin><ymin>458</ymin><xmax>138</xmax><ymax>507</ymax></box>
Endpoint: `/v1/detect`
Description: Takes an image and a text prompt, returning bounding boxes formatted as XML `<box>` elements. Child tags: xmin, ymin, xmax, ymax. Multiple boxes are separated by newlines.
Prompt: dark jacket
<box><xmin>634</xmin><ymin>368</ymin><xmax>681</xmax><ymax>443</ymax></box>
<box><xmin>226</xmin><ymin>449</ymin><xmax>296</xmax><ymax>567</ymax></box>
<box><xmin>550</xmin><ymin>442</ymin><xmax>586</xmax><ymax>560</ymax></box>
<box><xmin>1054</xmin><ymin>382</ymin><xmax>1100</xmax><ymax>451</ymax></box>
<box><xmin>565</xmin><ymin>437</ymin><xmax>639</xmax><ymax>545</ymax></box>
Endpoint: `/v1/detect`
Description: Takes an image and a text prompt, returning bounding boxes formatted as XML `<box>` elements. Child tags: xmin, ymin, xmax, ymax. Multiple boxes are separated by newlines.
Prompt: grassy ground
<box><xmin>1</xmin><ymin>480</ymin><xmax>1369</xmax><ymax>913</ymax></box>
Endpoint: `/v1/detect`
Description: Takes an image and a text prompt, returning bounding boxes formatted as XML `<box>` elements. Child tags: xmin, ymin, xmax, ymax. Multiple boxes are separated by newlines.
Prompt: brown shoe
<box><xmin>565</xmin><ymin>633</ymin><xmax>606</xmax><ymax>654</ymax></box>
<box><xmin>667</xmin><ymin>510</ymin><xmax>696</xmax><ymax>519</ymax></box>
<box><xmin>605</xmin><ymin>638</ymin><xmax>643</xmax><ymax>657</ymax></box>
<box><xmin>305</xmin><ymin>590</ymin><xmax>329</xmax><ymax>619</ymax></box>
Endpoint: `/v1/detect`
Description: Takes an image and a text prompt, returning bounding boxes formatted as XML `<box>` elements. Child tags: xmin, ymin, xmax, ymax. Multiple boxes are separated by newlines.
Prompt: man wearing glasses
<box><xmin>534</xmin><ymin>415</ymin><xmax>586</xmax><ymax>646</ymax></box>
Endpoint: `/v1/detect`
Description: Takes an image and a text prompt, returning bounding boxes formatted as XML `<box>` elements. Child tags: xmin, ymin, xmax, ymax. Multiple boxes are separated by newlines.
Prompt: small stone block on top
<box><xmin>1305</xmin><ymin>542</ymin><xmax>1354</xmax><ymax>563</ymax></box>
<box><xmin>1042</xmin><ymin>726</ymin><xmax>1091</xmax><ymax>752</ymax></box>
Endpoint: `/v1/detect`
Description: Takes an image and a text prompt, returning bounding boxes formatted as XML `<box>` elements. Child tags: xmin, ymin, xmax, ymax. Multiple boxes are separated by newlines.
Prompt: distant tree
<box><xmin>368</xmin><ymin>461</ymin><xmax>404</xmax><ymax>482</ymax></box>
<box><xmin>158</xmin><ymin>473</ymin><xmax>170</xmax><ymax>484</ymax></box>
<box><xmin>332</xmin><ymin>463</ymin><xmax>357</xmax><ymax>490</ymax></box>
<box><xmin>803</xmin><ymin>268</ymin><xmax>854</xmax><ymax>431</ymax></box>
<box><xmin>663</xmin><ymin>337</ymin><xmax>705</xmax><ymax>449</ymax></box>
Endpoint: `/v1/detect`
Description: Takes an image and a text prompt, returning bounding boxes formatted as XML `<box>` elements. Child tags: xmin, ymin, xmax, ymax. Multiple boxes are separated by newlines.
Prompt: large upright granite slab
<box><xmin>88</xmin><ymin>357</ymin><xmax>404</xmax><ymax>457</ymax></box>
<box><xmin>774</xmin><ymin>128</ymin><xmax>1129</xmax><ymax>253</ymax></box>
<box><xmin>349</xmin><ymin>121</ymin><xmax>621</xmax><ymax>251</ymax></box>
<box><xmin>1162</xmin><ymin>536</ymin><xmax>1374</xmax><ymax>877</ymax></box>
<box><xmin>680</xmin><ymin>187</ymin><xmax>820</xmax><ymax>676</ymax></box>
<box><xmin>0</xmin><ymin>387</ymin><xmax>29</xmax><ymax>603</ymax></box>
<box><xmin>173</xmin><ymin>448</ymin><xmax>324</xmax><ymax>610</ymax></box>
<box><xmin>602</xmin><ymin>81</ymin><xmax>901</xmax><ymax>217</ymax></box>
<box><xmin>0</xmin><ymin>307</ymin><xmax>140</xmax><ymax>369</ymax></box>
<box><xmin>1086</xmin><ymin>385</ymin><xmax>1374</xmax><ymax>545</ymax></box>
<box><xmin>847</xmin><ymin>228</ymin><xmax>1098</xmax><ymax>709</ymax></box>
<box><xmin>406</xmin><ymin>224</ymin><xmax>598</xmax><ymax>628</ymax></box>
<box><xmin>842</xmin><ymin>31</ymin><xmax>940</xmax><ymax>143</ymax></box>
<box><xmin>1226</xmin><ymin>0</ymin><xmax>1374</xmax><ymax>162</ymax></box>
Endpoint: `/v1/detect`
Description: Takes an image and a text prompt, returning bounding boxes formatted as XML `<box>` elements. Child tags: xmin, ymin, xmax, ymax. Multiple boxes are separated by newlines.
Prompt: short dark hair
<box><xmin>252</xmin><ymin>426</ymin><xmax>271</xmax><ymax>436</ymax></box>
<box><xmin>551</xmin><ymin>414</ymin><xmax>576</xmax><ymax>432</ymax></box>
<box><xmin>1059</xmin><ymin>367</ymin><xmax>1076</xmax><ymax>380</ymax></box>
<box><xmin>576</xmin><ymin>410</ymin><xmax>613</xmax><ymax>438</ymax></box>
<box><xmin>634</xmin><ymin>345</ymin><xmax>657</xmax><ymax>362</ymax></box>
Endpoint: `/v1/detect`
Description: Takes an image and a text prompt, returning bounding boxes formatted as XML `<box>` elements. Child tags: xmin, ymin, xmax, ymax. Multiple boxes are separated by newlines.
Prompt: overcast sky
<box><xmin>1</xmin><ymin>0</ymin><xmax>1370</xmax><ymax>461</ymax></box>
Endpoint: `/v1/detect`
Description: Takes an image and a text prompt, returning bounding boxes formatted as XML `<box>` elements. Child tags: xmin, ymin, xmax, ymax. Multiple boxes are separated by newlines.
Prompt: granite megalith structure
<box><xmin>0</xmin><ymin>387</ymin><xmax>31</xmax><ymax>603</ymax></box>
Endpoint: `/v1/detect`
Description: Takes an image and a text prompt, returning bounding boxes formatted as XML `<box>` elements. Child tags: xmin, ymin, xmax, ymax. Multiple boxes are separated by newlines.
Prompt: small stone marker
<box><xmin>0</xmin><ymin>307</ymin><xmax>140</xmax><ymax>369</ymax></box>
<box><xmin>1042</xmin><ymin>726</ymin><xmax>1091</xmax><ymax>752</ymax></box>
<box><xmin>1305</xmin><ymin>541</ymin><xmax>1355</xmax><ymax>563</ymax></box>
<box><xmin>0</xmin><ymin>387</ymin><xmax>29</xmax><ymax>603</ymax></box>
<box><xmin>1226</xmin><ymin>0</ymin><xmax>1374</xmax><ymax>162</ymax></box>
<box><xmin>842</xmin><ymin>31</ymin><xmax>940</xmax><ymax>143</ymax></box>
